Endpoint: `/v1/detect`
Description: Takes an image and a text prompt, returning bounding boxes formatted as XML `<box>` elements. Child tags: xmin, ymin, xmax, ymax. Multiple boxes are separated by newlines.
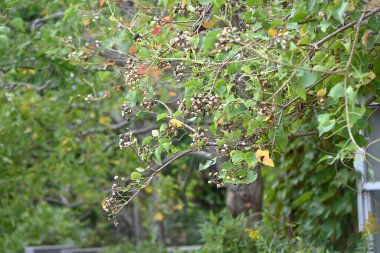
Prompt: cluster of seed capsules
<box><xmin>173</xmin><ymin>3</ymin><xmax>189</xmax><ymax>14</ymax></box>
<box><xmin>102</xmin><ymin>176</ymin><xmax>130</xmax><ymax>225</ymax></box>
<box><xmin>121</xmin><ymin>102</ymin><xmax>133</xmax><ymax>120</ymax></box>
<box><xmin>125</xmin><ymin>69</ymin><xmax>139</xmax><ymax>88</ymax></box>
<box><xmin>119</xmin><ymin>130</ymin><xmax>136</xmax><ymax>149</ymax></box>
<box><xmin>125</xmin><ymin>58</ymin><xmax>135</xmax><ymax>69</ymax></box>
<box><xmin>141</xmin><ymin>91</ymin><xmax>157</xmax><ymax>110</ymax></box>
<box><xmin>185</xmin><ymin>93</ymin><xmax>222</xmax><ymax>116</ymax></box>
<box><xmin>157</xmin><ymin>60</ymin><xmax>171</xmax><ymax>69</ymax></box>
<box><xmin>84</xmin><ymin>94</ymin><xmax>95</xmax><ymax>103</ymax></box>
<box><xmin>208</xmin><ymin>171</ymin><xmax>224</xmax><ymax>189</ymax></box>
<box><xmin>271</xmin><ymin>30</ymin><xmax>290</xmax><ymax>49</ymax></box>
<box><xmin>102</xmin><ymin>196</ymin><xmax>117</xmax><ymax>215</ymax></box>
<box><xmin>215</xmin><ymin>143</ymin><xmax>231</xmax><ymax>156</ymax></box>
<box><xmin>174</xmin><ymin>62</ymin><xmax>186</xmax><ymax>80</ymax></box>
<box><xmin>214</xmin><ymin>27</ymin><xmax>241</xmax><ymax>53</ymax></box>
<box><xmin>170</xmin><ymin>31</ymin><xmax>192</xmax><ymax>50</ymax></box>
<box><xmin>190</xmin><ymin>128</ymin><xmax>208</xmax><ymax>150</ymax></box>
<box><xmin>254</xmin><ymin>101</ymin><xmax>275</xmax><ymax>120</ymax></box>
<box><xmin>220</xmin><ymin>0</ymin><xmax>246</xmax><ymax>12</ymax></box>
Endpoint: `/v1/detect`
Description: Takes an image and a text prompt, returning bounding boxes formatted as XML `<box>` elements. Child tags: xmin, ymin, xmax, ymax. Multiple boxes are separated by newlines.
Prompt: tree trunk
<box><xmin>226</xmin><ymin>171</ymin><xmax>263</xmax><ymax>223</ymax></box>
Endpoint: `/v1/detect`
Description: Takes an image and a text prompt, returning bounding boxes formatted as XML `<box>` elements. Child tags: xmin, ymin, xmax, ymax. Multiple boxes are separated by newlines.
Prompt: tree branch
<box><xmin>288</xmin><ymin>131</ymin><xmax>319</xmax><ymax>140</ymax></box>
<box><xmin>30</xmin><ymin>11</ymin><xmax>64</xmax><ymax>31</ymax></box>
<box><xmin>314</xmin><ymin>7</ymin><xmax>380</xmax><ymax>49</ymax></box>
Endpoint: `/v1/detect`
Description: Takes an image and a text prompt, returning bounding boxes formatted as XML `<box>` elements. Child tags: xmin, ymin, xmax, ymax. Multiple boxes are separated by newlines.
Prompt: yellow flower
<box><xmin>244</xmin><ymin>228</ymin><xmax>260</xmax><ymax>240</ymax></box>
<box><xmin>169</xmin><ymin>118</ymin><xmax>183</xmax><ymax>128</ymax></box>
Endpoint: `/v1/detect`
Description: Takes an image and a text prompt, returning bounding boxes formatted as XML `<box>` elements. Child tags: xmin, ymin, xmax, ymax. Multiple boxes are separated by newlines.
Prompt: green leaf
<box><xmin>307</xmin><ymin>0</ymin><xmax>318</xmax><ymax>13</ymax></box>
<box><xmin>222</xmin><ymin>162</ymin><xmax>234</xmax><ymax>171</ymax></box>
<box><xmin>296</xmin><ymin>84</ymin><xmax>306</xmax><ymax>100</ymax></box>
<box><xmin>298</xmin><ymin>69</ymin><xmax>318</xmax><ymax>87</ymax></box>
<box><xmin>162</xmin><ymin>142</ymin><xmax>171</xmax><ymax>152</ymax></box>
<box><xmin>142</xmin><ymin>136</ymin><xmax>153</xmax><ymax>145</ymax></box>
<box><xmin>226</xmin><ymin>170</ymin><xmax>258</xmax><ymax>184</ymax></box>
<box><xmin>332</xmin><ymin>1</ymin><xmax>349</xmax><ymax>24</ymax></box>
<box><xmin>131</xmin><ymin>171</ymin><xmax>142</xmax><ymax>181</ymax></box>
<box><xmin>199</xmin><ymin>158</ymin><xmax>217</xmax><ymax>170</ymax></box>
<box><xmin>0</xmin><ymin>26</ymin><xmax>11</xmax><ymax>34</ymax></box>
<box><xmin>276</xmin><ymin>127</ymin><xmax>289</xmax><ymax>151</ymax></box>
<box><xmin>158</xmin><ymin>0</ymin><xmax>177</xmax><ymax>8</ymax></box>
<box><xmin>153</xmin><ymin>147</ymin><xmax>163</xmax><ymax>165</ymax></box>
<box><xmin>286</xmin><ymin>22</ymin><xmax>299</xmax><ymax>30</ymax></box>
<box><xmin>136</xmin><ymin>167</ymin><xmax>145</xmax><ymax>172</ymax></box>
<box><xmin>10</xmin><ymin>17</ymin><xmax>25</xmax><ymax>31</ymax></box>
<box><xmin>320</xmin><ymin>20</ymin><xmax>331</xmax><ymax>33</ymax></box>
<box><xmin>231</xmin><ymin>150</ymin><xmax>245</xmax><ymax>164</ymax></box>
<box><xmin>328</xmin><ymin>82</ymin><xmax>344</xmax><ymax>101</ymax></box>
<box><xmin>291</xmin><ymin>191</ymin><xmax>313</xmax><ymax>207</ymax></box>
<box><xmin>317</xmin><ymin>114</ymin><xmax>336</xmax><ymax>136</ymax></box>
<box><xmin>199</xmin><ymin>0</ymin><xmax>212</xmax><ymax>3</ymax></box>
<box><xmin>346</xmin><ymin>86</ymin><xmax>356</xmax><ymax>105</ymax></box>
<box><xmin>0</xmin><ymin>35</ymin><xmax>9</xmax><ymax>50</ymax></box>
<box><xmin>157</xmin><ymin>113</ymin><xmax>168</xmax><ymax>121</ymax></box>
<box><xmin>213</xmin><ymin>0</ymin><xmax>226</xmax><ymax>7</ymax></box>
<box><xmin>368</xmin><ymin>16</ymin><xmax>380</xmax><ymax>32</ymax></box>
<box><xmin>160</xmin><ymin>123</ymin><xmax>168</xmax><ymax>132</ymax></box>
<box><xmin>247</xmin><ymin>0</ymin><xmax>262</xmax><ymax>6</ymax></box>
<box><xmin>245</xmin><ymin>152</ymin><xmax>257</xmax><ymax>167</ymax></box>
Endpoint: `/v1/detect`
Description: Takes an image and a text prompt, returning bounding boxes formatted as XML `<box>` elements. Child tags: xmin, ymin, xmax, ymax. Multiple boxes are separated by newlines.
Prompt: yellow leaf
<box><xmin>255</xmin><ymin>149</ymin><xmax>269</xmax><ymax>161</ymax></box>
<box><xmin>103</xmin><ymin>61</ymin><xmax>115</xmax><ymax>67</ymax></box>
<box><xmin>18</xmin><ymin>68</ymin><xmax>36</xmax><ymax>75</ymax></box>
<box><xmin>182</xmin><ymin>0</ymin><xmax>187</xmax><ymax>4</ymax></box>
<box><xmin>128</xmin><ymin>45</ymin><xmax>137</xmax><ymax>54</ymax></box>
<box><xmin>154</xmin><ymin>212</ymin><xmax>165</xmax><ymax>222</ymax></box>
<box><xmin>83</xmin><ymin>19</ymin><xmax>90</xmax><ymax>27</ymax></box>
<box><xmin>98</xmin><ymin>116</ymin><xmax>112</xmax><ymax>125</ymax></box>
<box><xmin>362</xmin><ymin>29</ymin><xmax>369</xmax><ymax>47</ymax></box>
<box><xmin>262</xmin><ymin>156</ymin><xmax>275</xmax><ymax>167</ymax></box>
<box><xmin>61</xmin><ymin>137</ymin><xmax>70</xmax><ymax>146</ymax></box>
<box><xmin>145</xmin><ymin>186</ymin><xmax>153</xmax><ymax>194</ymax></box>
<box><xmin>113</xmin><ymin>86</ymin><xmax>121</xmax><ymax>92</ymax></box>
<box><xmin>203</xmin><ymin>17</ymin><xmax>218</xmax><ymax>28</ymax></box>
<box><xmin>268</xmin><ymin>28</ymin><xmax>278</xmax><ymax>36</ymax></box>
<box><xmin>21</xmin><ymin>101</ymin><xmax>30</xmax><ymax>112</ymax></box>
<box><xmin>217</xmin><ymin>116</ymin><xmax>224</xmax><ymax>125</ymax></box>
<box><xmin>174</xmin><ymin>204</ymin><xmax>183</xmax><ymax>211</ymax></box>
<box><xmin>364</xmin><ymin>71</ymin><xmax>376</xmax><ymax>85</ymax></box>
<box><xmin>317</xmin><ymin>88</ymin><xmax>327</xmax><ymax>97</ymax></box>
<box><xmin>255</xmin><ymin>149</ymin><xmax>275</xmax><ymax>167</ymax></box>
<box><xmin>169</xmin><ymin>118</ymin><xmax>183</xmax><ymax>128</ymax></box>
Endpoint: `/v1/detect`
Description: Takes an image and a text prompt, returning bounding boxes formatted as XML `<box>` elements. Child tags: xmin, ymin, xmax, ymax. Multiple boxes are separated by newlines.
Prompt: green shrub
<box><xmin>199</xmin><ymin>210</ymin><xmax>257</xmax><ymax>253</ymax></box>
<box><xmin>0</xmin><ymin>203</ymin><xmax>89</xmax><ymax>253</ymax></box>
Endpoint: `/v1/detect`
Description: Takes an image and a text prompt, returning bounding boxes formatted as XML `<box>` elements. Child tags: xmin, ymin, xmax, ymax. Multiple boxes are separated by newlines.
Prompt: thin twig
<box><xmin>343</xmin><ymin>3</ymin><xmax>368</xmax><ymax>152</ymax></box>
